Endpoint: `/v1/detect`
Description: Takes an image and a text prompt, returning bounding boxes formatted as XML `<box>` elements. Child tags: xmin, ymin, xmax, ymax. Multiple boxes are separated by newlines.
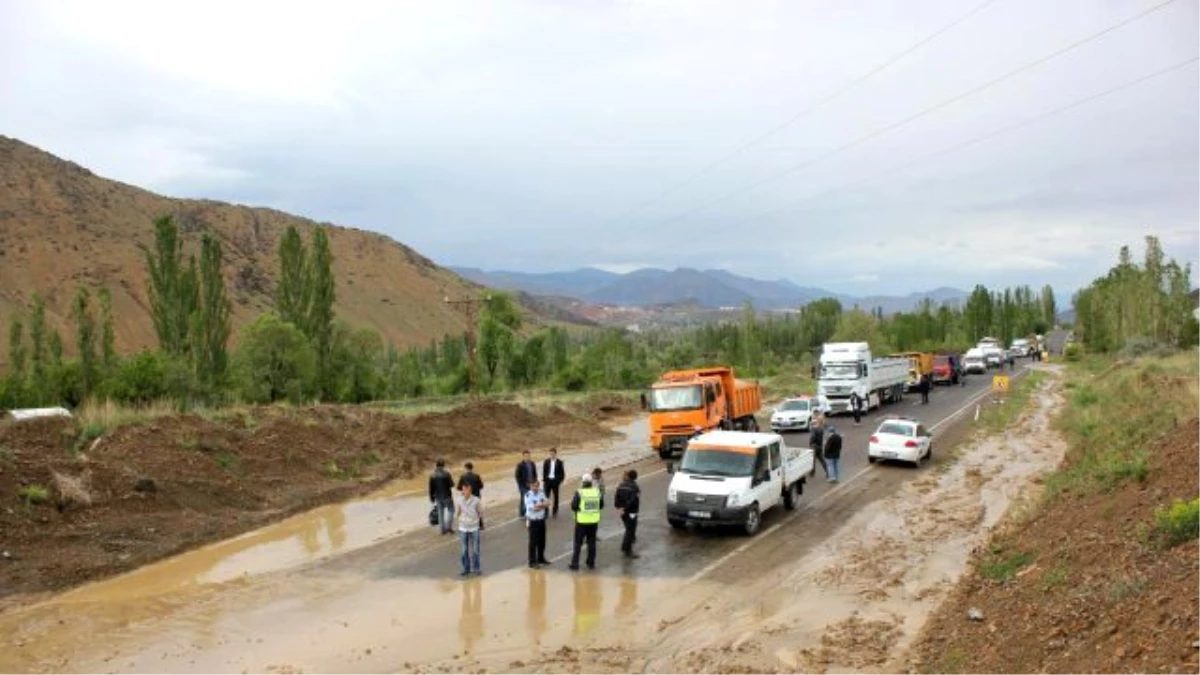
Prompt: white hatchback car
<box><xmin>868</xmin><ymin>418</ymin><xmax>932</xmax><ymax>466</ymax></box>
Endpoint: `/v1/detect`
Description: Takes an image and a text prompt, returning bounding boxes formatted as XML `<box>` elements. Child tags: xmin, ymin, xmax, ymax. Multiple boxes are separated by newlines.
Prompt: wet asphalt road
<box><xmin>371</xmin><ymin>364</ymin><xmax>1028</xmax><ymax>583</ymax></box>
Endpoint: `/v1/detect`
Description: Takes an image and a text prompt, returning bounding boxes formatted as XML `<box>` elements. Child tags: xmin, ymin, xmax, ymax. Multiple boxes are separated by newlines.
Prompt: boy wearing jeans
<box><xmin>456</xmin><ymin>483</ymin><xmax>484</xmax><ymax>576</ymax></box>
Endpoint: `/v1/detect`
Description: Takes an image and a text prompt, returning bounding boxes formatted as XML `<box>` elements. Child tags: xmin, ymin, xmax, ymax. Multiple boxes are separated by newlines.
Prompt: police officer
<box><xmin>614</xmin><ymin>469</ymin><xmax>641</xmax><ymax>559</ymax></box>
<box><xmin>569</xmin><ymin>474</ymin><xmax>603</xmax><ymax>571</ymax></box>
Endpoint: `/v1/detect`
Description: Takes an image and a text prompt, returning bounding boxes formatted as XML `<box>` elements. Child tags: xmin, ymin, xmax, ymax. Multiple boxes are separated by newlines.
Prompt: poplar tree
<box><xmin>275</xmin><ymin>226</ymin><xmax>309</xmax><ymax>327</ymax></box>
<box><xmin>72</xmin><ymin>287</ymin><xmax>97</xmax><ymax>398</ymax></box>
<box><xmin>191</xmin><ymin>233</ymin><xmax>232</xmax><ymax>385</ymax></box>
<box><xmin>144</xmin><ymin>216</ymin><xmax>198</xmax><ymax>357</ymax></box>
<box><xmin>98</xmin><ymin>288</ymin><xmax>117</xmax><ymax>373</ymax></box>
<box><xmin>306</xmin><ymin>227</ymin><xmax>336</xmax><ymax>397</ymax></box>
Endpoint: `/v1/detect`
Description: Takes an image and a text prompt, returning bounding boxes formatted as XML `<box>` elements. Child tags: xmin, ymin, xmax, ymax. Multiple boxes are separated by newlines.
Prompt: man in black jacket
<box><xmin>614</xmin><ymin>469</ymin><xmax>641</xmax><ymax>559</ymax></box>
<box><xmin>428</xmin><ymin>459</ymin><xmax>455</xmax><ymax>534</ymax></box>
<box><xmin>542</xmin><ymin>448</ymin><xmax>565</xmax><ymax>517</ymax></box>
<box><xmin>515</xmin><ymin>451</ymin><xmax>538</xmax><ymax>517</ymax></box>
<box><xmin>809</xmin><ymin>419</ymin><xmax>828</xmax><ymax>479</ymax></box>
<box><xmin>457</xmin><ymin>462</ymin><xmax>484</xmax><ymax>499</ymax></box>
<box><xmin>824</xmin><ymin>426</ymin><xmax>843</xmax><ymax>483</ymax></box>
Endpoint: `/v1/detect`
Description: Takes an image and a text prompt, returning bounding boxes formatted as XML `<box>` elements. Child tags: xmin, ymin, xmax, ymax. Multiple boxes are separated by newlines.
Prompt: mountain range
<box><xmin>450</xmin><ymin>266</ymin><xmax>968</xmax><ymax>314</ymax></box>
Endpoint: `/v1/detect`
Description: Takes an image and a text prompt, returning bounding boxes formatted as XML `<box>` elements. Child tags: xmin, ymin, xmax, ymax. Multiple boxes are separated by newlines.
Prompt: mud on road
<box><xmin>0</xmin><ymin>396</ymin><xmax>633</xmax><ymax>603</ymax></box>
<box><xmin>425</xmin><ymin>370</ymin><xmax>1069</xmax><ymax>674</ymax></box>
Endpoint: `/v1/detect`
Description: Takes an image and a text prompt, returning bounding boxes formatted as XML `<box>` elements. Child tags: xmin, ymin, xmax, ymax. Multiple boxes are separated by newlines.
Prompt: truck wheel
<box><xmin>743</xmin><ymin>504</ymin><xmax>761</xmax><ymax>536</ymax></box>
<box><xmin>748</xmin><ymin>417</ymin><xmax>759</xmax><ymax>432</ymax></box>
<box><xmin>659</xmin><ymin>449</ymin><xmax>671</xmax><ymax>460</ymax></box>
<box><xmin>668</xmin><ymin>518</ymin><xmax>686</xmax><ymax>531</ymax></box>
<box><xmin>783</xmin><ymin>482</ymin><xmax>797</xmax><ymax>510</ymax></box>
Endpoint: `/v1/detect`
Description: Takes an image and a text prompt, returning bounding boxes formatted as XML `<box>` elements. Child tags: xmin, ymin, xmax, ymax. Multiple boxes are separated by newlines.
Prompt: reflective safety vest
<box><xmin>576</xmin><ymin>487</ymin><xmax>601</xmax><ymax>524</ymax></box>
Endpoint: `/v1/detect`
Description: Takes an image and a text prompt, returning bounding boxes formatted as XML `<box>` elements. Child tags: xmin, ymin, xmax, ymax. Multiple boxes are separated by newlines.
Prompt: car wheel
<box><xmin>743</xmin><ymin>505</ymin><xmax>761</xmax><ymax>536</ymax></box>
<box><xmin>783</xmin><ymin>482</ymin><xmax>797</xmax><ymax>510</ymax></box>
<box><xmin>926</xmin><ymin>444</ymin><xmax>933</xmax><ymax>461</ymax></box>
<box><xmin>668</xmin><ymin>518</ymin><xmax>686</xmax><ymax>531</ymax></box>
<box><xmin>868</xmin><ymin>455</ymin><xmax>877</xmax><ymax>464</ymax></box>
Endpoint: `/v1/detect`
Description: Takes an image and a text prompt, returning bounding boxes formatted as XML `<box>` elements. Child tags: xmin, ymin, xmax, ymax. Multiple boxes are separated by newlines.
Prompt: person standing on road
<box><xmin>515</xmin><ymin>451</ymin><xmax>538</xmax><ymax>517</ymax></box>
<box><xmin>920</xmin><ymin>374</ymin><xmax>931</xmax><ymax>405</ymax></box>
<box><xmin>456</xmin><ymin>482</ymin><xmax>484</xmax><ymax>576</ymax></box>
<box><xmin>591</xmin><ymin>466</ymin><xmax>606</xmax><ymax>501</ymax></box>
<box><xmin>849</xmin><ymin>392</ymin><xmax>863</xmax><ymax>425</ymax></box>
<box><xmin>809</xmin><ymin>417</ymin><xmax>828</xmax><ymax>479</ymax></box>
<box><xmin>824</xmin><ymin>425</ymin><xmax>843</xmax><ymax>484</ymax></box>
<box><xmin>614</xmin><ymin>469</ymin><xmax>641</xmax><ymax>559</ymax></box>
<box><xmin>569</xmin><ymin>474</ymin><xmax>603</xmax><ymax>571</ymax></box>
<box><xmin>457</xmin><ymin>462</ymin><xmax>484</xmax><ymax>499</ymax></box>
<box><xmin>524</xmin><ymin>479</ymin><xmax>550</xmax><ymax>568</ymax></box>
<box><xmin>429</xmin><ymin>459</ymin><xmax>455</xmax><ymax>535</ymax></box>
<box><xmin>542</xmin><ymin>448</ymin><xmax>565</xmax><ymax>518</ymax></box>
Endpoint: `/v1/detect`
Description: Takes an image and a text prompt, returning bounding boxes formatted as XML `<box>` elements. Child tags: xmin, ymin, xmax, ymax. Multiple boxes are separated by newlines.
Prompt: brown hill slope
<box><xmin>0</xmin><ymin>136</ymin><xmax>559</xmax><ymax>360</ymax></box>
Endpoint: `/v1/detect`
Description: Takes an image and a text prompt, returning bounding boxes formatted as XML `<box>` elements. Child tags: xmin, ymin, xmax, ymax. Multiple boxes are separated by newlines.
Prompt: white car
<box><xmin>867</xmin><ymin>418</ymin><xmax>932</xmax><ymax>466</ymax></box>
<box><xmin>770</xmin><ymin>397</ymin><xmax>814</xmax><ymax>432</ymax></box>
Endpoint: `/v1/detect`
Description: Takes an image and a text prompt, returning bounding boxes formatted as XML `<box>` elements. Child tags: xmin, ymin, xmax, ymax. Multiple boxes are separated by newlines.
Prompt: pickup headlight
<box><xmin>725</xmin><ymin>493</ymin><xmax>740</xmax><ymax>507</ymax></box>
<box><xmin>668</xmin><ymin>487</ymin><xmax>678</xmax><ymax>504</ymax></box>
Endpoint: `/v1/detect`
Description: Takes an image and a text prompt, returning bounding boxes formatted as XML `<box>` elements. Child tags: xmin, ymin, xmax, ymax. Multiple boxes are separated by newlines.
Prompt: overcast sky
<box><xmin>2</xmin><ymin>0</ymin><xmax>1196</xmax><ymax>296</ymax></box>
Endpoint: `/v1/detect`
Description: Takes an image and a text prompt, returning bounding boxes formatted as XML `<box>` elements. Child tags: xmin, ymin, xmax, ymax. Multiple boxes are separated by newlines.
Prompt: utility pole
<box><xmin>445</xmin><ymin>294</ymin><xmax>490</xmax><ymax>397</ymax></box>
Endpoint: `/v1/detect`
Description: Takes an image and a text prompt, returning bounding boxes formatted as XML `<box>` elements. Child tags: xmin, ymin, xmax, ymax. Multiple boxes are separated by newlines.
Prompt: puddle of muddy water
<box><xmin>2</xmin><ymin>566</ymin><xmax>702</xmax><ymax>674</ymax></box>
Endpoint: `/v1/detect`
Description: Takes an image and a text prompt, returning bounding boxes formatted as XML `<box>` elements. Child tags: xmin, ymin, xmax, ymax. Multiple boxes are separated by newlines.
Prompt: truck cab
<box><xmin>666</xmin><ymin>431</ymin><xmax>814</xmax><ymax>535</ymax></box>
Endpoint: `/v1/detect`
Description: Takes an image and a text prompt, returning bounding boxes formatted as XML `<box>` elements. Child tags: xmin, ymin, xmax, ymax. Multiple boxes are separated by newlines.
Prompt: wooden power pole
<box><xmin>444</xmin><ymin>294</ymin><xmax>490</xmax><ymax>397</ymax></box>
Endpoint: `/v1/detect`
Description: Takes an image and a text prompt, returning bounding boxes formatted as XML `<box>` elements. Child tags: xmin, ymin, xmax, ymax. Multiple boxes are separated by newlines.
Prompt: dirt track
<box><xmin>0</xmin><ymin>397</ymin><xmax>633</xmax><ymax>602</ymax></box>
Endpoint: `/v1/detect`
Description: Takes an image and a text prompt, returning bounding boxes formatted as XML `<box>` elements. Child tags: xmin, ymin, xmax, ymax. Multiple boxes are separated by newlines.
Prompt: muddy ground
<box><xmin>911</xmin><ymin>421</ymin><xmax>1199</xmax><ymax>673</ymax></box>
<box><xmin>0</xmin><ymin>395</ymin><xmax>634</xmax><ymax>600</ymax></box>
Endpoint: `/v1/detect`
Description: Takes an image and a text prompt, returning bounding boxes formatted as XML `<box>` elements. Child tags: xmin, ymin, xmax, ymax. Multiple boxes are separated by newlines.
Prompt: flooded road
<box><xmin>0</xmin><ymin>371</ymin><xmax>1039</xmax><ymax>673</ymax></box>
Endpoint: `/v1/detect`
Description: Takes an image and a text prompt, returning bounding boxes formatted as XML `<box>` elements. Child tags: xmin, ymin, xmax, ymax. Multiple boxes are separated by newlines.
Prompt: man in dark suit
<box><xmin>542</xmin><ymin>448</ymin><xmax>565</xmax><ymax>518</ymax></box>
<box><xmin>515</xmin><ymin>450</ymin><xmax>538</xmax><ymax>517</ymax></box>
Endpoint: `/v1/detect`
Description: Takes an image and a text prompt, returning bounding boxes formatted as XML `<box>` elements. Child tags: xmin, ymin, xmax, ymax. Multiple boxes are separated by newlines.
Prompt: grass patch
<box><xmin>979</xmin><ymin>549</ymin><xmax>1034</xmax><ymax>581</ymax></box>
<box><xmin>216</xmin><ymin>453</ymin><xmax>240</xmax><ymax>471</ymax></box>
<box><xmin>178</xmin><ymin>433</ymin><xmax>199</xmax><ymax>450</ymax></box>
<box><xmin>1109</xmin><ymin>576</ymin><xmax>1150</xmax><ymax>600</ymax></box>
<box><xmin>1048</xmin><ymin>351</ymin><xmax>1198</xmax><ymax>498</ymax></box>
<box><xmin>1040</xmin><ymin>563</ymin><xmax>1071</xmax><ymax>591</ymax></box>
<box><xmin>18</xmin><ymin>484</ymin><xmax>50</xmax><ymax>506</ymax></box>
<box><xmin>760</xmin><ymin>368</ymin><xmax>816</xmax><ymax>402</ymax></box>
<box><xmin>1152</xmin><ymin>497</ymin><xmax>1199</xmax><ymax>548</ymax></box>
<box><xmin>76</xmin><ymin>398</ymin><xmax>178</xmax><ymax>433</ymax></box>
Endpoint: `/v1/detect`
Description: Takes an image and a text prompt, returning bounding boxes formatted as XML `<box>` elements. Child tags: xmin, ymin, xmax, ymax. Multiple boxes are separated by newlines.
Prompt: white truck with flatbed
<box><xmin>816</xmin><ymin>342</ymin><xmax>908</xmax><ymax>415</ymax></box>
<box><xmin>666</xmin><ymin>430</ymin><xmax>814</xmax><ymax>535</ymax></box>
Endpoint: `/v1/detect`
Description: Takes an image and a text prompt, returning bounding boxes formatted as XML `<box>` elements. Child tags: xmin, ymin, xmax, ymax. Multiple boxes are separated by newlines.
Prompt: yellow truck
<box><xmin>891</xmin><ymin>351</ymin><xmax>935</xmax><ymax>391</ymax></box>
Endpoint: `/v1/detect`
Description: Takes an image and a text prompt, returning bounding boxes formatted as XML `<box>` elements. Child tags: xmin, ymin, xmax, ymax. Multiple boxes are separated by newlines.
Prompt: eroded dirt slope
<box><xmin>0</xmin><ymin>398</ymin><xmax>627</xmax><ymax>600</ymax></box>
<box><xmin>910</xmin><ymin>418</ymin><xmax>1199</xmax><ymax>674</ymax></box>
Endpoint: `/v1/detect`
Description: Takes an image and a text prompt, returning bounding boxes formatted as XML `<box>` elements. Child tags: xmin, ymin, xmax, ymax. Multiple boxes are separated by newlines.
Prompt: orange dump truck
<box><xmin>647</xmin><ymin>366</ymin><xmax>763</xmax><ymax>459</ymax></box>
<box><xmin>892</xmin><ymin>351</ymin><xmax>935</xmax><ymax>391</ymax></box>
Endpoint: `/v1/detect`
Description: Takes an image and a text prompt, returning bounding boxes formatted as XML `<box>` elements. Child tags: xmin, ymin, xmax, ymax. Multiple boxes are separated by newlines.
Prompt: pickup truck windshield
<box><xmin>820</xmin><ymin>363</ymin><xmax>860</xmax><ymax>380</ymax></box>
<box><xmin>651</xmin><ymin>385</ymin><xmax>702</xmax><ymax>411</ymax></box>
<box><xmin>680</xmin><ymin>449</ymin><xmax>756</xmax><ymax>477</ymax></box>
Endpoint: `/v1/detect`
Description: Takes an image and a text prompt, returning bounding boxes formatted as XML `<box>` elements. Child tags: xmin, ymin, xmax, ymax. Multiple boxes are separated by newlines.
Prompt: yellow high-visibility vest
<box><xmin>576</xmin><ymin>487</ymin><xmax>601</xmax><ymax>524</ymax></box>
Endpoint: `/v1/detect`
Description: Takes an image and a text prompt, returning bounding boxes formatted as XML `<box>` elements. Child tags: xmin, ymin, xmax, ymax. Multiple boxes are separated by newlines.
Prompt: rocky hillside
<box><xmin>0</xmin><ymin>137</ymin><xmax>566</xmax><ymax>360</ymax></box>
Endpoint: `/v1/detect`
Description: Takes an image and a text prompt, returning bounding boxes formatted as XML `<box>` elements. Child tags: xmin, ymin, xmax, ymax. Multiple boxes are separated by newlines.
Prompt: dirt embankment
<box><xmin>0</xmin><ymin>398</ymin><xmax>627</xmax><ymax>600</ymax></box>
<box><xmin>911</xmin><ymin>415</ymin><xmax>1199</xmax><ymax>674</ymax></box>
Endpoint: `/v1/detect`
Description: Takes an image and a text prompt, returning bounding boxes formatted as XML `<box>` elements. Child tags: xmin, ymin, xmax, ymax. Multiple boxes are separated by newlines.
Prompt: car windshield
<box><xmin>779</xmin><ymin>400</ymin><xmax>809</xmax><ymax>411</ymax></box>
<box><xmin>680</xmin><ymin>449</ymin><xmax>756</xmax><ymax>477</ymax></box>
<box><xmin>820</xmin><ymin>363</ymin><xmax>859</xmax><ymax>380</ymax></box>
<box><xmin>878</xmin><ymin>422</ymin><xmax>914</xmax><ymax>436</ymax></box>
<box><xmin>651</xmin><ymin>385</ymin><xmax>702</xmax><ymax>411</ymax></box>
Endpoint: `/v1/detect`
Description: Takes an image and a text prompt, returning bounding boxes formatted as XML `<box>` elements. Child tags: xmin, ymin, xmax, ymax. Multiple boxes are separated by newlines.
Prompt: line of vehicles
<box><xmin>645</xmin><ymin>336</ymin><xmax>1040</xmax><ymax>537</ymax></box>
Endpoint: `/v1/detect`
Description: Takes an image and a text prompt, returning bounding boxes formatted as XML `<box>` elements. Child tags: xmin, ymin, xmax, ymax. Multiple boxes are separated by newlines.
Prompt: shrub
<box><xmin>1064</xmin><ymin>343</ymin><xmax>1082</xmax><ymax>361</ymax></box>
<box><xmin>233</xmin><ymin>314</ymin><xmax>317</xmax><ymax>404</ymax></box>
<box><xmin>979</xmin><ymin>550</ymin><xmax>1034</xmax><ymax>581</ymax></box>
<box><xmin>1153</xmin><ymin>498</ymin><xmax>1199</xmax><ymax>547</ymax></box>
<box><xmin>18</xmin><ymin>484</ymin><xmax>50</xmax><ymax>506</ymax></box>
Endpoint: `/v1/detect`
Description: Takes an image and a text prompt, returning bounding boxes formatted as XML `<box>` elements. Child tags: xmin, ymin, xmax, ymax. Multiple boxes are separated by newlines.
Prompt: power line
<box><xmin>748</xmin><ymin>56</ymin><xmax>1199</xmax><ymax>223</ymax></box>
<box><xmin>635</xmin><ymin>0</ymin><xmax>1181</xmax><ymax>230</ymax></box>
<box><xmin>596</xmin><ymin>0</ymin><xmax>999</xmax><ymax>224</ymax></box>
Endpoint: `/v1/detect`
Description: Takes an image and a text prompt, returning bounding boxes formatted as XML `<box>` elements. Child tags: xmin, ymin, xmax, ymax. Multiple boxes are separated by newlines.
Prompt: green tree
<box><xmin>144</xmin><ymin>216</ymin><xmax>198</xmax><ymax>357</ymax></box>
<box><xmin>831</xmin><ymin>308</ymin><xmax>890</xmax><ymax>351</ymax></box>
<box><xmin>330</xmin><ymin>325</ymin><xmax>383</xmax><ymax>403</ymax></box>
<box><xmin>275</xmin><ymin>226</ymin><xmax>310</xmax><ymax>327</ymax></box>
<box><xmin>28</xmin><ymin>292</ymin><xmax>47</xmax><ymax>400</ymax></box>
<box><xmin>98</xmin><ymin>288</ymin><xmax>117</xmax><ymax>374</ymax></box>
<box><xmin>305</xmin><ymin>227</ymin><xmax>336</xmax><ymax>397</ymax></box>
<box><xmin>2</xmin><ymin>315</ymin><xmax>26</xmax><ymax>407</ymax></box>
<box><xmin>478</xmin><ymin>293</ymin><xmax>521</xmax><ymax>388</ymax></box>
<box><xmin>72</xmin><ymin>287</ymin><xmax>98</xmax><ymax>399</ymax></box>
<box><xmin>233</xmin><ymin>314</ymin><xmax>317</xmax><ymax>404</ymax></box>
<box><xmin>191</xmin><ymin>233</ymin><xmax>232</xmax><ymax>388</ymax></box>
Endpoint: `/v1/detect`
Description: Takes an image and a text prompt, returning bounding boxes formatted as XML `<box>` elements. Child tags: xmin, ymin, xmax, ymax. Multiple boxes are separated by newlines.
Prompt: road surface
<box><xmin>0</xmin><ymin>365</ymin><xmax>1026</xmax><ymax>673</ymax></box>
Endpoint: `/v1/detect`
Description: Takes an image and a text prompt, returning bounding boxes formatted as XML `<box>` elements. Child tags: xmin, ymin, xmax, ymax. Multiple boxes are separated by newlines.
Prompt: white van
<box><xmin>963</xmin><ymin>347</ymin><xmax>987</xmax><ymax>374</ymax></box>
<box><xmin>666</xmin><ymin>431</ymin><xmax>814</xmax><ymax>535</ymax></box>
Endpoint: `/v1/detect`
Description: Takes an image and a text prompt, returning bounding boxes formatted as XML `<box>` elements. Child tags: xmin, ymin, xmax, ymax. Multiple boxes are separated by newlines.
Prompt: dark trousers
<box><xmin>813</xmin><ymin>448</ymin><xmax>828</xmax><ymax>477</ymax></box>
<box><xmin>852</xmin><ymin>406</ymin><xmax>861</xmax><ymax>423</ymax></box>
<box><xmin>546</xmin><ymin>481</ymin><xmax>561</xmax><ymax>515</ymax></box>
<box><xmin>571</xmin><ymin>523</ymin><xmax>598</xmax><ymax>567</ymax></box>
<box><xmin>620</xmin><ymin>514</ymin><xmax>637</xmax><ymax>554</ymax></box>
<box><xmin>518</xmin><ymin>487</ymin><xmax>529</xmax><ymax>517</ymax></box>
<box><xmin>921</xmin><ymin>388</ymin><xmax>929</xmax><ymax>404</ymax></box>
<box><xmin>528</xmin><ymin>519</ymin><xmax>547</xmax><ymax>564</ymax></box>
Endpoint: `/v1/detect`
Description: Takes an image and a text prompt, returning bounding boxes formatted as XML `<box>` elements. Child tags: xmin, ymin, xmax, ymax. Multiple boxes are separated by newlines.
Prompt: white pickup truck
<box><xmin>666</xmin><ymin>430</ymin><xmax>815</xmax><ymax>535</ymax></box>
